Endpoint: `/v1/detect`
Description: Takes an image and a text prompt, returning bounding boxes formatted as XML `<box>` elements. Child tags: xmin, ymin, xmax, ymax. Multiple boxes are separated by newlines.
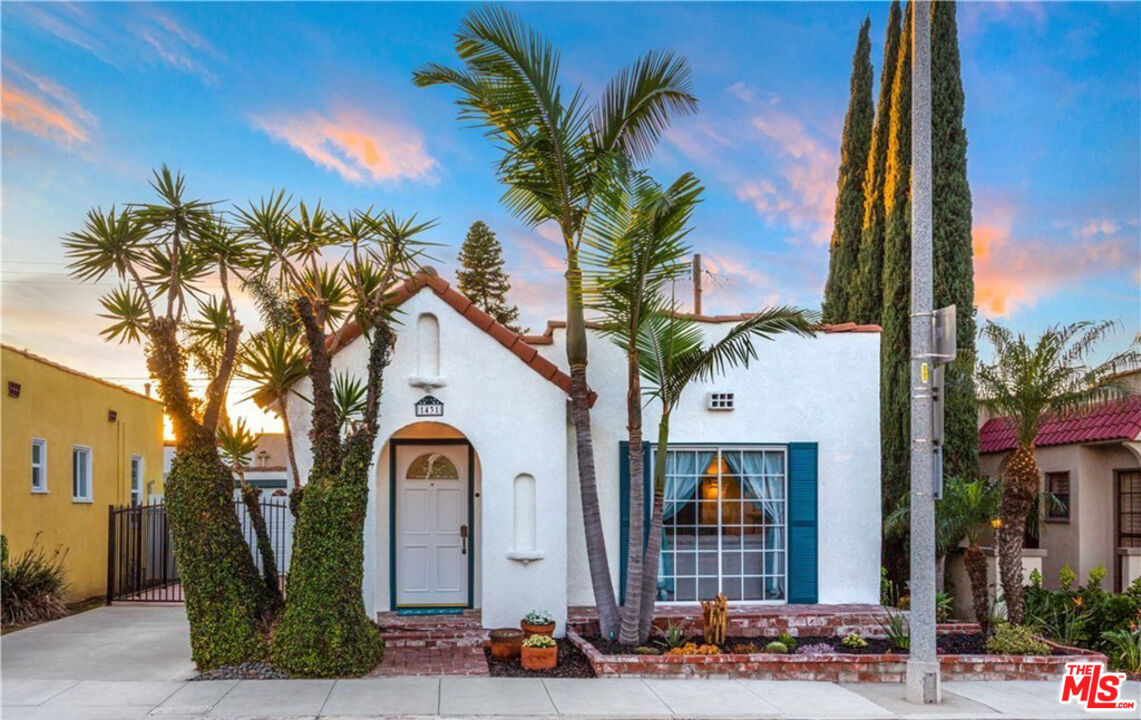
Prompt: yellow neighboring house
<box><xmin>1</xmin><ymin>345</ymin><xmax>165</xmax><ymax>602</ymax></box>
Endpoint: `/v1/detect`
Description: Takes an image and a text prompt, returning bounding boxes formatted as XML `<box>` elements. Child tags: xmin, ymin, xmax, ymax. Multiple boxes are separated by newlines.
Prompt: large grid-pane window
<box><xmin>655</xmin><ymin>446</ymin><xmax>786</xmax><ymax>602</ymax></box>
<box><xmin>1120</xmin><ymin>470</ymin><xmax>1141</xmax><ymax>548</ymax></box>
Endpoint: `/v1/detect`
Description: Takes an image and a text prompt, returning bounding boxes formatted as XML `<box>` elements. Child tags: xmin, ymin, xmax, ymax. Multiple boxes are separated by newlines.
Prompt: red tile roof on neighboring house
<box><xmin>978</xmin><ymin>396</ymin><xmax>1141</xmax><ymax>454</ymax></box>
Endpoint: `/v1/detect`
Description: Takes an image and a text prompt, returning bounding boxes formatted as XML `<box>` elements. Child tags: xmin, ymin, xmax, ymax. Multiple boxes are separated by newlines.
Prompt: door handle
<box><xmin>460</xmin><ymin>524</ymin><xmax>468</xmax><ymax>555</ymax></box>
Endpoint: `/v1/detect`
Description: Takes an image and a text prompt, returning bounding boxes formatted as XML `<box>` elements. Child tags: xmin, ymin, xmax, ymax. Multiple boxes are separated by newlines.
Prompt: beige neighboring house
<box><xmin>977</xmin><ymin>371</ymin><xmax>1141</xmax><ymax>593</ymax></box>
<box><xmin>163</xmin><ymin>433</ymin><xmax>294</xmax><ymax>496</ymax></box>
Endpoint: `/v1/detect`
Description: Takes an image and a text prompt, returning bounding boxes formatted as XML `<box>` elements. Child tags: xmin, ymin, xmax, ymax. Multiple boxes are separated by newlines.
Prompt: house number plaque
<box><xmin>415</xmin><ymin>395</ymin><xmax>444</xmax><ymax>417</ymax></box>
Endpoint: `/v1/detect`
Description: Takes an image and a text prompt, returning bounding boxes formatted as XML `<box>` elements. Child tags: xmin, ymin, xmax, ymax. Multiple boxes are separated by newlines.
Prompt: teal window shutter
<box><xmin>787</xmin><ymin>442</ymin><xmax>818</xmax><ymax>604</ymax></box>
<box><xmin>618</xmin><ymin>441</ymin><xmax>652</xmax><ymax>605</ymax></box>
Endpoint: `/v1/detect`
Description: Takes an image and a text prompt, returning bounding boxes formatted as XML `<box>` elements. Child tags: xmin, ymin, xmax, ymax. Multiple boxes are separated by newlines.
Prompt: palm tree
<box><xmin>976</xmin><ymin>320</ymin><xmax>1138</xmax><ymax>624</ymax></box>
<box><xmin>634</xmin><ymin>307</ymin><xmax>817</xmax><ymax>642</ymax></box>
<box><xmin>413</xmin><ymin>4</ymin><xmax>698</xmax><ymax>636</ymax></box>
<box><xmin>218</xmin><ymin>418</ymin><xmax>283</xmax><ymax>608</ymax></box>
<box><xmin>239</xmin><ymin>329</ymin><xmax>308</xmax><ymax>489</ymax></box>
<box><xmin>939</xmin><ymin>477</ymin><xmax>1001</xmax><ymax>633</ymax></box>
<box><xmin>582</xmin><ymin>162</ymin><xmax>701</xmax><ymax>643</ymax></box>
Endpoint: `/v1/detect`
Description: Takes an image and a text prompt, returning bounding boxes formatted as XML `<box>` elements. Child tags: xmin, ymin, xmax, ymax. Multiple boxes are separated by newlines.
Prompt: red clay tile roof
<box><xmin>324</xmin><ymin>270</ymin><xmax>589</xmax><ymax>404</ymax></box>
<box><xmin>978</xmin><ymin>396</ymin><xmax>1141</xmax><ymax>454</ymax></box>
<box><xmin>524</xmin><ymin>318</ymin><xmax>881</xmax><ymax>345</ymax></box>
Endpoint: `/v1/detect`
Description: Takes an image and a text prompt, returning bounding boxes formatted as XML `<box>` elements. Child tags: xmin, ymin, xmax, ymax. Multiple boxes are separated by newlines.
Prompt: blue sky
<box><xmin>2</xmin><ymin>2</ymin><xmax>1138</xmax><ymax>429</ymax></box>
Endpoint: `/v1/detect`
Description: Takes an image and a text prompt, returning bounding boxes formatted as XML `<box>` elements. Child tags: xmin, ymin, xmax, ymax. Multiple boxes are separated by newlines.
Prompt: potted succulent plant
<box><xmin>488</xmin><ymin>628</ymin><xmax>524</xmax><ymax>660</ymax></box>
<box><xmin>521</xmin><ymin>633</ymin><xmax>558</xmax><ymax>670</ymax></box>
<box><xmin>520</xmin><ymin>609</ymin><xmax>556</xmax><ymax>637</ymax></box>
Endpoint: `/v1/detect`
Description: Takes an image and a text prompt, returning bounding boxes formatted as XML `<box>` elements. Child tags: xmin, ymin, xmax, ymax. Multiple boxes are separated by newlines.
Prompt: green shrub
<box><xmin>936</xmin><ymin>591</ymin><xmax>954</xmax><ymax>623</ymax></box>
<box><xmin>985</xmin><ymin>624</ymin><xmax>1050</xmax><ymax>656</ymax></box>
<box><xmin>879</xmin><ymin>610</ymin><xmax>910</xmax><ymax>651</ymax></box>
<box><xmin>841</xmin><ymin>632</ymin><xmax>868</xmax><ymax>649</ymax></box>
<box><xmin>765</xmin><ymin>641</ymin><xmax>788</xmax><ymax>654</ymax></box>
<box><xmin>0</xmin><ymin>534</ymin><xmax>69</xmax><ymax>626</ymax></box>
<box><xmin>1102</xmin><ymin>627</ymin><xmax>1141</xmax><ymax>673</ymax></box>
<box><xmin>1025</xmin><ymin>565</ymin><xmax>1141</xmax><ymax>654</ymax></box>
<box><xmin>653</xmin><ymin>620</ymin><xmax>687</xmax><ymax>650</ymax></box>
<box><xmin>776</xmin><ymin>632</ymin><xmax>797</xmax><ymax>651</ymax></box>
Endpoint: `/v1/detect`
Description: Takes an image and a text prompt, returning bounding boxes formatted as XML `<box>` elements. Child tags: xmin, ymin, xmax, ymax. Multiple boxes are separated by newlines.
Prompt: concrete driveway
<box><xmin>2</xmin><ymin>605</ymin><xmax>194</xmax><ymax>682</ymax></box>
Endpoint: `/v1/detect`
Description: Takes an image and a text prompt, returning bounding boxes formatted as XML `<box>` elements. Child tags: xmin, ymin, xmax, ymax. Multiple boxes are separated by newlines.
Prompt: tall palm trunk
<box><xmin>637</xmin><ymin>420</ymin><xmax>672</xmax><ymax>643</ymax></box>
<box><xmin>565</xmin><ymin>252</ymin><xmax>620</xmax><ymax>637</ymax></box>
<box><xmin>964</xmin><ymin>543</ymin><xmax>989</xmax><ymax>633</ymax></box>
<box><xmin>618</xmin><ymin>361</ymin><xmax>645</xmax><ymax>644</ymax></box>
<box><xmin>999</xmin><ymin>444</ymin><xmax>1038</xmax><ymax>625</ymax></box>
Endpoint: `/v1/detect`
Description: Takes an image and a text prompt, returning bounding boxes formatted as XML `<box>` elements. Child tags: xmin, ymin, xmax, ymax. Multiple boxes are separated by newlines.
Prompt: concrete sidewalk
<box><xmin>2</xmin><ymin>676</ymin><xmax>1138</xmax><ymax>719</ymax></box>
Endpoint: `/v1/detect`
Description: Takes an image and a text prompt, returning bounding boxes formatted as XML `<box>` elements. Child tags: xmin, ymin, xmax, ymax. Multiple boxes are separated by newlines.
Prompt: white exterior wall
<box><xmin>537</xmin><ymin>325</ymin><xmax>882</xmax><ymax>607</ymax></box>
<box><xmin>285</xmin><ymin>289</ymin><xmax>569</xmax><ymax>631</ymax></box>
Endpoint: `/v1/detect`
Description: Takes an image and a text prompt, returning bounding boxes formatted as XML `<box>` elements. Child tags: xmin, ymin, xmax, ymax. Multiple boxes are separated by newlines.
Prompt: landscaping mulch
<box><xmin>588</xmin><ymin>633</ymin><xmax>1066</xmax><ymax>657</ymax></box>
<box><xmin>192</xmin><ymin>661</ymin><xmax>290</xmax><ymax>681</ymax></box>
<box><xmin>485</xmin><ymin>639</ymin><xmax>595</xmax><ymax>678</ymax></box>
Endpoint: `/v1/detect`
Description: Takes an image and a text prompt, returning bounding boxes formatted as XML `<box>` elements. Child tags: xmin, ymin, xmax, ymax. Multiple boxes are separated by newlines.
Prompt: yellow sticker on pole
<box><xmin>922</xmin><ymin>363</ymin><xmax>929</xmax><ymax>384</ymax></box>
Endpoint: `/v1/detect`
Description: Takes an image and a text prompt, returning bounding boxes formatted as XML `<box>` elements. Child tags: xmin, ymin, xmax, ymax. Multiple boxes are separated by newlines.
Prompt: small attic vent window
<box><xmin>706</xmin><ymin>392</ymin><xmax>734</xmax><ymax>411</ymax></box>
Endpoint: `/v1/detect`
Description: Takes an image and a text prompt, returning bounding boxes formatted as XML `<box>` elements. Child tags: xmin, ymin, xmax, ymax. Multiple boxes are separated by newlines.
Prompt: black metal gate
<box><xmin>107</xmin><ymin>498</ymin><xmax>293</xmax><ymax>603</ymax></box>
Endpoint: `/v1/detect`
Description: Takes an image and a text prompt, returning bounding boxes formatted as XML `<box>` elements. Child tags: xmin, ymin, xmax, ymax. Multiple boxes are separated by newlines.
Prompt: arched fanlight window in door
<box><xmin>406</xmin><ymin>453</ymin><xmax>459</xmax><ymax>480</ymax></box>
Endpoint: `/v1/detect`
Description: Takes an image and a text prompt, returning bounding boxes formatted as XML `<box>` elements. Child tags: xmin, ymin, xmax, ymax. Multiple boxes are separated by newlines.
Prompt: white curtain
<box><xmin>725</xmin><ymin>450</ymin><xmax>786</xmax><ymax>599</ymax></box>
<box><xmin>657</xmin><ymin>450</ymin><xmax>713</xmax><ymax>600</ymax></box>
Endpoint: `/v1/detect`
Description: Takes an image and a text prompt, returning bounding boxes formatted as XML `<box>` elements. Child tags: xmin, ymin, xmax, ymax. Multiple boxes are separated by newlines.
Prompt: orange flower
<box><xmin>1073</xmin><ymin>596</ymin><xmax>1084</xmax><ymax>607</ymax></box>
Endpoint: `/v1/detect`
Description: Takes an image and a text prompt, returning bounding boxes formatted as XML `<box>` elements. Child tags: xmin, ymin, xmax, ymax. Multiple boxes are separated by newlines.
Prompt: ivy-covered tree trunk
<box><xmin>853</xmin><ymin>0</ymin><xmax>902</xmax><ymax>326</ymax></box>
<box><xmin>822</xmin><ymin>18</ymin><xmax>874</xmax><ymax>324</ymax></box>
<box><xmin>878</xmin><ymin>0</ymin><xmax>913</xmax><ymax>591</ymax></box>
<box><xmin>931</xmin><ymin>0</ymin><xmax>979</xmax><ymax>480</ymax></box>
<box><xmin>270</xmin><ymin>314</ymin><xmax>391</xmax><ymax>676</ymax></box>
<box><xmin>150</xmin><ymin>320</ymin><xmax>271</xmax><ymax>669</ymax></box>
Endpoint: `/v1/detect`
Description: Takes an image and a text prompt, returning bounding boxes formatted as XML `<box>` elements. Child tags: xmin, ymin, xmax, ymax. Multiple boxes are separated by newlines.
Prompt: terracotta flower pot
<box><xmin>521</xmin><ymin>620</ymin><xmax>556</xmax><ymax>637</ymax></box>
<box><xmin>521</xmin><ymin>644</ymin><xmax>558</xmax><ymax>671</ymax></box>
<box><xmin>488</xmin><ymin>628</ymin><xmax>524</xmax><ymax>660</ymax></box>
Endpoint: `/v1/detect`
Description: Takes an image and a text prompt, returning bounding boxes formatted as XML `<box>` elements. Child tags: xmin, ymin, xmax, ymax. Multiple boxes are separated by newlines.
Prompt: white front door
<box><xmin>396</xmin><ymin>444</ymin><xmax>469</xmax><ymax>607</ymax></box>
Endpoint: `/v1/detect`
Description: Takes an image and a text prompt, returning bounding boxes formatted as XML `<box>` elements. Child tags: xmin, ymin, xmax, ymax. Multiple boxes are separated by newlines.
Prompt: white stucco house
<box><xmin>278</xmin><ymin>270</ymin><xmax>882</xmax><ymax>632</ymax></box>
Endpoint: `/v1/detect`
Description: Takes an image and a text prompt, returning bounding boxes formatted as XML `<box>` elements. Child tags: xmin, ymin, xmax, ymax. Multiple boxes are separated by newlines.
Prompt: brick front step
<box><xmin>376</xmin><ymin>610</ymin><xmax>491</xmax><ymax>650</ymax></box>
<box><xmin>567</xmin><ymin>628</ymin><xmax>1107</xmax><ymax>682</ymax></box>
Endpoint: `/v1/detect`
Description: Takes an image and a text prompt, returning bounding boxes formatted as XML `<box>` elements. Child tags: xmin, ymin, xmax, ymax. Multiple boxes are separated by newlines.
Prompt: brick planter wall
<box><xmin>566</xmin><ymin>629</ymin><xmax>1108</xmax><ymax>682</ymax></box>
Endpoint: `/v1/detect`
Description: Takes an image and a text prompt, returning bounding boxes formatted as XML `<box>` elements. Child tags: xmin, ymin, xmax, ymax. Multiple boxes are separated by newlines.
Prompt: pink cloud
<box><xmin>973</xmin><ymin>203</ymin><xmax>1133</xmax><ymax>317</ymax></box>
<box><xmin>1</xmin><ymin>67</ymin><xmax>95</xmax><ymax>147</ymax></box>
<box><xmin>740</xmin><ymin>109</ymin><xmax>838</xmax><ymax>245</ymax></box>
<box><xmin>253</xmin><ymin>109</ymin><xmax>437</xmax><ymax>184</ymax></box>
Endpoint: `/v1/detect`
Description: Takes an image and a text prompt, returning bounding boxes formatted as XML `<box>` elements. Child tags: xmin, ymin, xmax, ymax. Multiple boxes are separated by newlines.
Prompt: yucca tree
<box><xmin>239</xmin><ymin>329</ymin><xmax>307</xmax><ymax>489</ymax></box>
<box><xmin>64</xmin><ymin>167</ymin><xmax>270</xmax><ymax>669</ymax></box>
<box><xmin>635</xmin><ymin>307</ymin><xmax>817</xmax><ymax>642</ymax></box>
<box><xmin>977</xmin><ymin>320</ymin><xmax>1139</xmax><ymax>624</ymax></box>
<box><xmin>582</xmin><ymin>161</ymin><xmax>702</xmax><ymax>644</ymax></box>
<box><xmin>414</xmin><ymin>4</ymin><xmax>698</xmax><ymax>636</ymax></box>
<box><xmin>238</xmin><ymin>197</ymin><xmax>433</xmax><ymax>676</ymax></box>
<box><xmin>218</xmin><ymin>417</ymin><xmax>283</xmax><ymax>609</ymax></box>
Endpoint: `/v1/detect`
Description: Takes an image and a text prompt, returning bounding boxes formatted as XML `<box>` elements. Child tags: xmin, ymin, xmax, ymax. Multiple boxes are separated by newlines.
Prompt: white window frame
<box><xmin>130</xmin><ymin>454</ymin><xmax>144</xmax><ymax>506</ymax></box>
<box><xmin>650</xmin><ymin>443</ymin><xmax>789</xmax><ymax>606</ymax></box>
<box><xmin>31</xmin><ymin>438</ymin><xmax>48</xmax><ymax>493</ymax></box>
<box><xmin>72</xmin><ymin>445</ymin><xmax>93</xmax><ymax>503</ymax></box>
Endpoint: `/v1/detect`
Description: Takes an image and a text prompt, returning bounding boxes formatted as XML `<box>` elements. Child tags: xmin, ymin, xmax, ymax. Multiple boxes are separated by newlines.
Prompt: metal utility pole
<box><xmin>692</xmin><ymin>253</ymin><xmax>703</xmax><ymax>315</ymax></box>
<box><xmin>906</xmin><ymin>0</ymin><xmax>940</xmax><ymax>705</ymax></box>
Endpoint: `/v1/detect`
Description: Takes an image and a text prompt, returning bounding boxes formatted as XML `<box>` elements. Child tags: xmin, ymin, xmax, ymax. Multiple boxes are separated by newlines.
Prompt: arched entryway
<box><xmin>380</xmin><ymin>422</ymin><xmax>479</xmax><ymax>611</ymax></box>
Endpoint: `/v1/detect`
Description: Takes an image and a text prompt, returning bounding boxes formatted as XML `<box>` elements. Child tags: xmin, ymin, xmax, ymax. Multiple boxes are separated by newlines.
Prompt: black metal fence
<box><xmin>107</xmin><ymin>498</ymin><xmax>293</xmax><ymax>603</ymax></box>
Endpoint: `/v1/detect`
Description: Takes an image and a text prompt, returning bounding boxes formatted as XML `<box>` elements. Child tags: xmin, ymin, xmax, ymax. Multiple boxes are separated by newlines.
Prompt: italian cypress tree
<box><xmin>852</xmin><ymin>0</ymin><xmax>902</xmax><ymax>325</ymax></box>
<box><xmin>822</xmin><ymin>19</ymin><xmax>874</xmax><ymax>324</ymax></box>
<box><xmin>879</xmin><ymin>0</ymin><xmax>913</xmax><ymax>582</ymax></box>
<box><xmin>931</xmin><ymin>1</ymin><xmax>978</xmax><ymax>478</ymax></box>
<box><xmin>456</xmin><ymin>220</ymin><xmax>524</xmax><ymax>333</ymax></box>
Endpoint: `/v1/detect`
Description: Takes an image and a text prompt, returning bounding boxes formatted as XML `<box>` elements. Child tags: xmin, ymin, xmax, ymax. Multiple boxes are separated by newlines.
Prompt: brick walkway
<box><xmin>373</xmin><ymin>610</ymin><xmax>490</xmax><ymax>676</ymax></box>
